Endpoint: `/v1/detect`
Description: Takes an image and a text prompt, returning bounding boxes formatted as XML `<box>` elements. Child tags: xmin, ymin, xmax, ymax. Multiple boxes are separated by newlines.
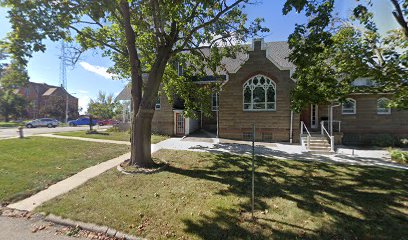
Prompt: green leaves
<box><xmin>285</xmin><ymin>0</ymin><xmax>408</xmax><ymax>111</ymax></box>
<box><xmin>87</xmin><ymin>91</ymin><xmax>121</xmax><ymax>119</ymax></box>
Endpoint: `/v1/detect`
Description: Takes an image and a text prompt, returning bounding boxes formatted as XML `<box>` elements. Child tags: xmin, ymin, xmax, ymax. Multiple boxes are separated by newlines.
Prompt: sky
<box><xmin>0</xmin><ymin>0</ymin><xmax>399</xmax><ymax>113</ymax></box>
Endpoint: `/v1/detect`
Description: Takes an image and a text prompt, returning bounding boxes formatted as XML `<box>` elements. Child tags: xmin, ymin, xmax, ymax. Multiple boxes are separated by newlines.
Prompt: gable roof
<box><xmin>264</xmin><ymin>41</ymin><xmax>294</xmax><ymax>70</ymax></box>
<box><xmin>116</xmin><ymin>85</ymin><xmax>131</xmax><ymax>101</ymax></box>
<box><xmin>115</xmin><ymin>40</ymin><xmax>296</xmax><ymax>100</ymax></box>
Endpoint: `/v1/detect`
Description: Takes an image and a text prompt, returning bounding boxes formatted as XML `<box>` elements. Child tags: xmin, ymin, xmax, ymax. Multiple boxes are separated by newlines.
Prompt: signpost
<box><xmin>251</xmin><ymin>123</ymin><xmax>255</xmax><ymax>220</ymax></box>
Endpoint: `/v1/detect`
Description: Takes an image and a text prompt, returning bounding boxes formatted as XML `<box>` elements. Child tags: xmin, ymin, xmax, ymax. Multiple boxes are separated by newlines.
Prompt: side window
<box><xmin>342</xmin><ymin>98</ymin><xmax>356</xmax><ymax>115</ymax></box>
<box><xmin>377</xmin><ymin>98</ymin><xmax>391</xmax><ymax>115</ymax></box>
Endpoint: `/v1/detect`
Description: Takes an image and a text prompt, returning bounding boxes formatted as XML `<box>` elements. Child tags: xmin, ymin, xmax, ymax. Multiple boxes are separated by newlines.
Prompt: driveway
<box><xmin>0</xmin><ymin>126</ymin><xmax>109</xmax><ymax>139</ymax></box>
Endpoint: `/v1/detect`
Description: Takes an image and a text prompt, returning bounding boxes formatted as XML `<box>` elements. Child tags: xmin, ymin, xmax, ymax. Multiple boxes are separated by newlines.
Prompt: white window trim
<box><xmin>212</xmin><ymin>93</ymin><xmax>219</xmax><ymax>111</ymax></box>
<box><xmin>377</xmin><ymin>97</ymin><xmax>391</xmax><ymax>115</ymax></box>
<box><xmin>242</xmin><ymin>74</ymin><xmax>277</xmax><ymax>112</ymax></box>
<box><xmin>342</xmin><ymin>98</ymin><xmax>356</xmax><ymax>115</ymax></box>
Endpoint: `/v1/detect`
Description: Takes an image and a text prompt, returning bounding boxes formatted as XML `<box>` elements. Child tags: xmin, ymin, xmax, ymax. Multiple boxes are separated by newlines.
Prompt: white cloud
<box><xmin>77</xmin><ymin>89</ymin><xmax>89</xmax><ymax>94</ymax></box>
<box><xmin>78</xmin><ymin>95</ymin><xmax>91</xmax><ymax>114</ymax></box>
<box><xmin>79</xmin><ymin>61</ymin><xmax>114</xmax><ymax>79</ymax></box>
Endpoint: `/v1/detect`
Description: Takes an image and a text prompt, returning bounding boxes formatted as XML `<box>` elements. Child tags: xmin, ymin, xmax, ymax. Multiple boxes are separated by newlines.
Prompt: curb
<box><xmin>45</xmin><ymin>214</ymin><xmax>142</xmax><ymax>240</ymax></box>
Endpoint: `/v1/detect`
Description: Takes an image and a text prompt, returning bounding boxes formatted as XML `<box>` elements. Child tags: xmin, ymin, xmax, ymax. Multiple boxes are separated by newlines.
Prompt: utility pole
<box><xmin>59</xmin><ymin>41</ymin><xmax>69</xmax><ymax>123</ymax></box>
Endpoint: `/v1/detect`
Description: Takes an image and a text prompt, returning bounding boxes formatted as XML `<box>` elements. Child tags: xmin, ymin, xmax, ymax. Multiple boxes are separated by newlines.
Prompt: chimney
<box><xmin>252</xmin><ymin>38</ymin><xmax>264</xmax><ymax>51</ymax></box>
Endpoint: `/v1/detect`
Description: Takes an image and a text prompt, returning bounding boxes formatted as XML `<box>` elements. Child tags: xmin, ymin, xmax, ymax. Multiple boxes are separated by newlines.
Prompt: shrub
<box><xmin>390</xmin><ymin>149</ymin><xmax>408</xmax><ymax>164</ymax></box>
<box><xmin>370</xmin><ymin>134</ymin><xmax>396</xmax><ymax>147</ymax></box>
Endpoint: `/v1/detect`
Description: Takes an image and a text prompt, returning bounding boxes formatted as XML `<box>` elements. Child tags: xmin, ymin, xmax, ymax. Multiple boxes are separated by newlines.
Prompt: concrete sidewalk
<box><xmin>38</xmin><ymin>133</ymin><xmax>131</xmax><ymax>145</ymax></box>
<box><xmin>156</xmin><ymin>137</ymin><xmax>408</xmax><ymax>170</ymax></box>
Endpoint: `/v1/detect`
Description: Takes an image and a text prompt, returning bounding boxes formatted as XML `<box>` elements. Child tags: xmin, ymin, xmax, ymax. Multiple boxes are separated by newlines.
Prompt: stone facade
<box><xmin>151</xmin><ymin>93</ymin><xmax>174</xmax><ymax>136</ymax></box>
<box><xmin>218</xmin><ymin>41</ymin><xmax>300</xmax><ymax>142</ymax></box>
<box><xmin>333</xmin><ymin>94</ymin><xmax>408</xmax><ymax>145</ymax></box>
<box><xmin>117</xmin><ymin>39</ymin><xmax>408</xmax><ymax>145</ymax></box>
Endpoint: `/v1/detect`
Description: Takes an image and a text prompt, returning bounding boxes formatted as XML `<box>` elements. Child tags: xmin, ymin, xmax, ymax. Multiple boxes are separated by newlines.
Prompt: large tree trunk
<box><xmin>130</xmin><ymin>108</ymin><xmax>155</xmax><ymax>167</ymax></box>
<box><xmin>4</xmin><ymin>114</ymin><xmax>9</xmax><ymax>122</ymax></box>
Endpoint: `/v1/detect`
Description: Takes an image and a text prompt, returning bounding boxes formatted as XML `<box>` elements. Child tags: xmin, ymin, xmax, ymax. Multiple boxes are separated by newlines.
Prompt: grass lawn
<box><xmin>0</xmin><ymin>137</ymin><xmax>129</xmax><ymax>205</ymax></box>
<box><xmin>55</xmin><ymin>131</ymin><xmax>169</xmax><ymax>144</ymax></box>
<box><xmin>38</xmin><ymin>150</ymin><xmax>408</xmax><ymax>239</ymax></box>
<box><xmin>0</xmin><ymin>122</ymin><xmax>23</xmax><ymax>128</ymax></box>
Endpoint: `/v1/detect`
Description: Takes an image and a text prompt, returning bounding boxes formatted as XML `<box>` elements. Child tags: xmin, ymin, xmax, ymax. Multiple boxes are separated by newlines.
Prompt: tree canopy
<box><xmin>1</xmin><ymin>0</ymin><xmax>268</xmax><ymax>166</ymax></box>
<box><xmin>285</xmin><ymin>0</ymin><xmax>408</xmax><ymax>111</ymax></box>
<box><xmin>0</xmin><ymin>50</ymin><xmax>29</xmax><ymax>121</ymax></box>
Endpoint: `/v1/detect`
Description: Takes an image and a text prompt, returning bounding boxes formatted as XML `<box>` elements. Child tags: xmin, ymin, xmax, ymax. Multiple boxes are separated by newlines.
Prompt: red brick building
<box><xmin>18</xmin><ymin>82</ymin><xmax>78</xmax><ymax>121</ymax></box>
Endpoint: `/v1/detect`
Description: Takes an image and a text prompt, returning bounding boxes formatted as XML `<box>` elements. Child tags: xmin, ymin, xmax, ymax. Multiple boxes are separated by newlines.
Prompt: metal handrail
<box><xmin>321</xmin><ymin>120</ymin><xmax>342</xmax><ymax>132</ymax></box>
<box><xmin>321</xmin><ymin>121</ymin><xmax>330</xmax><ymax>138</ymax></box>
<box><xmin>300</xmin><ymin>121</ymin><xmax>311</xmax><ymax>150</ymax></box>
<box><xmin>300</xmin><ymin>121</ymin><xmax>311</xmax><ymax>136</ymax></box>
<box><xmin>321</xmin><ymin>121</ymin><xmax>335</xmax><ymax>152</ymax></box>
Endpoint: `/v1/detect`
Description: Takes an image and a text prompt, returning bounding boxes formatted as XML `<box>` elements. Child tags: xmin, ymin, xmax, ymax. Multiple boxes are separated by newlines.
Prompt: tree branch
<box><xmin>178</xmin><ymin>0</ymin><xmax>245</xmax><ymax>52</ymax></box>
<box><xmin>390</xmin><ymin>0</ymin><xmax>408</xmax><ymax>38</ymax></box>
<box><xmin>69</xmin><ymin>26</ymin><xmax>126</xmax><ymax>55</ymax></box>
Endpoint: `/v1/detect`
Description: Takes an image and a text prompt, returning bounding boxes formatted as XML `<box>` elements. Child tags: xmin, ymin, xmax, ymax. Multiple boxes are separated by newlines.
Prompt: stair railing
<box><xmin>300</xmin><ymin>121</ymin><xmax>311</xmax><ymax>150</ymax></box>
<box><xmin>321</xmin><ymin>121</ymin><xmax>335</xmax><ymax>152</ymax></box>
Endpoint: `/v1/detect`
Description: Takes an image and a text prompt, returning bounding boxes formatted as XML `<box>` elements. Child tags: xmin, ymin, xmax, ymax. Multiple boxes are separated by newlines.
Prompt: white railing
<box><xmin>321</xmin><ymin>121</ymin><xmax>335</xmax><ymax>152</ymax></box>
<box><xmin>321</xmin><ymin>120</ymin><xmax>341</xmax><ymax>133</ymax></box>
<box><xmin>300</xmin><ymin>121</ymin><xmax>311</xmax><ymax>149</ymax></box>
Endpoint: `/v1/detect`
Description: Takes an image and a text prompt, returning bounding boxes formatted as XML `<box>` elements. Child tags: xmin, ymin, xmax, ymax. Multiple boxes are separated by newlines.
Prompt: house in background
<box><xmin>116</xmin><ymin>38</ymin><xmax>408</xmax><ymax>151</ymax></box>
<box><xmin>18</xmin><ymin>82</ymin><xmax>79</xmax><ymax>121</ymax></box>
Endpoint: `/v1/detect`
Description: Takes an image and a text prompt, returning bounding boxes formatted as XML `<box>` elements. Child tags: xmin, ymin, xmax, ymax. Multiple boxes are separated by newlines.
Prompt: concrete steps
<box><xmin>301</xmin><ymin>134</ymin><xmax>333</xmax><ymax>154</ymax></box>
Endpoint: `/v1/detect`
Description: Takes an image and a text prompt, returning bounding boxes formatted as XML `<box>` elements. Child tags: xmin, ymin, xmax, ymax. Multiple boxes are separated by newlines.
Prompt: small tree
<box><xmin>87</xmin><ymin>91</ymin><xmax>121</xmax><ymax>120</ymax></box>
<box><xmin>0</xmin><ymin>61</ymin><xmax>29</xmax><ymax>121</ymax></box>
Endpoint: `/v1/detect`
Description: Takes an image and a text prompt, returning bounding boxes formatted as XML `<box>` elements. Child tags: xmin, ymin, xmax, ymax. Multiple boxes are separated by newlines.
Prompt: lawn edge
<box><xmin>44</xmin><ymin>214</ymin><xmax>143</xmax><ymax>240</ymax></box>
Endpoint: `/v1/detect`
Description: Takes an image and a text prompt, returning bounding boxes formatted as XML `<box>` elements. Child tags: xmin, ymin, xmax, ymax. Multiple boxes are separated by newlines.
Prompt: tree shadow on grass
<box><xmin>165</xmin><ymin>152</ymin><xmax>408</xmax><ymax>239</ymax></box>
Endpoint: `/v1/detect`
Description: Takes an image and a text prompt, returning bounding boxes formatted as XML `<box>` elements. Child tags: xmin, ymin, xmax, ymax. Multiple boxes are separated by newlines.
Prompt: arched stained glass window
<box><xmin>243</xmin><ymin>75</ymin><xmax>276</xmax><ymax>111</ymax></box>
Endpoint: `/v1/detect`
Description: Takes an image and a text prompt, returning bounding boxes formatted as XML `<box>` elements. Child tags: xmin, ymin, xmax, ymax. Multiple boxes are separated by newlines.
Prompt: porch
<box><xmin>300</xmin><ymin>104</ymin><xmax>344</xmax><ymax>153</ymax></box>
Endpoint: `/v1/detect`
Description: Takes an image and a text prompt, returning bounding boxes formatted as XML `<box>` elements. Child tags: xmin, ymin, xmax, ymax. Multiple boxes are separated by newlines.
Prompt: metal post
<box><xmin>289</xmin><ymin>110</ymin><xmax>293</xmax><ymax>144</ymax></box>
<box><xmin>307</xmin><ymin>135</ymin><xmax>310</xmax><ymax>150</ymax></box>
<box><xmin>216</xmin><ymin>109</ymin><xmax>219</xmax><ymax>138</ymax></box>
<box><xmin>330</xmin><ymin>105</ymin><xmax>333</xmax><ymax>136</ymax></box>
<box><xmin>65</xmin><ymin>93</ymin><xmax>69</xmax><ymax>123</ymax></box>
<box><xmin>251</xmin><ymin>123</ymin><xmax>255</xmax><ymax>220</ymax></box>
<box><xmin>321</xmin><ymin>121</ymin><xmax>323</xmax><ymax>135</ymax></box>
<box><xmin>300</xmin><ymin>121</ymin><xmax>304</xmax><ymax>135</ymax></box>
<box><xmin>330</xmin><ymin>136</ymin><xmax>335</xmax><ymax>152</ymax></box>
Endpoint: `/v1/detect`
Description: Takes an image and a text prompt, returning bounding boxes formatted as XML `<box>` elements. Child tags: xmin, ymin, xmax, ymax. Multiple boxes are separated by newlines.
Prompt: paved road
<box><xmin>0</xmin><ymin>125</ymin><xmax>109</xmax><ymax>139</ymax></box>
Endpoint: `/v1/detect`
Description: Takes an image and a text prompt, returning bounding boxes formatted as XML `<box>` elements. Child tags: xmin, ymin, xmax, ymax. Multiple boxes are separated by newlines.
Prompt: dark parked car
<box><xmin>68</xmin><ymin>117</ymin><xmax>97</xmax><ymax>126</ymax></box>
<box><xmin>98</xmin><ymin>119</ymin><xmax>119</xmax><ymax>126</ymax></box>
<box><xmin>26</xmin><ymin>118</ymin><xmax>60</xmax><ymax>128</ymax></box>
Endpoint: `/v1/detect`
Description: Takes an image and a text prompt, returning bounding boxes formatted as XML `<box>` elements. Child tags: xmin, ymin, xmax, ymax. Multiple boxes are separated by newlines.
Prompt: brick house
<box><xmin>116</xmin><ymin>39</ymin><xmax>408</xmax><ymax>148</ymax></box>
<box><xmin>18</xmin><ymin>82</ymin><xmax>79</xmax><ymax>120</ymax></box>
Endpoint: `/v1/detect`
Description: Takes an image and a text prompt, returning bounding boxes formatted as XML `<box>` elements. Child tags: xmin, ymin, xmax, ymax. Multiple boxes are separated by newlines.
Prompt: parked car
<box><xmin>68</xmin><ymin>117</ymin><xmax>97</xmax><ymax>126</ymax></box>
<box><xmin>98</xmin><ymin>119</ymin><xmax>119</xmax><ymax>126</ymax></box>
<box><xmin>26</xmin><ymin>118</ymin><xmax>60</xmax><ymax>128</ymax></box>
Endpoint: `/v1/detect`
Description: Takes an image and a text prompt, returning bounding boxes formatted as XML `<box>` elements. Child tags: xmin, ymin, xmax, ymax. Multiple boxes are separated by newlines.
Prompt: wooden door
<box><xmin>175</xmin><ymin>113</ymin><xmax>185</xmax><ymax>136</ymax></box>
